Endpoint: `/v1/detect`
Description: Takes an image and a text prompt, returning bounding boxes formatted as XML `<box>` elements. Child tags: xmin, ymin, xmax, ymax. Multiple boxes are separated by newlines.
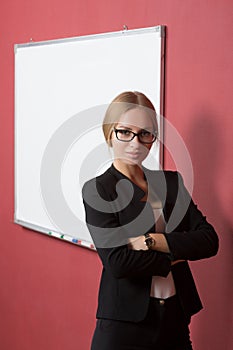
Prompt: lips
<box><xmin>126</xmin><ymin>152</ymin><xmax>141</xmax><ymax>158</ymax></box>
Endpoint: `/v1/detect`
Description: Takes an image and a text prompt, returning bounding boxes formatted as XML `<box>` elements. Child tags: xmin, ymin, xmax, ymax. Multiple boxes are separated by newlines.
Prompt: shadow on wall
<box><xmin>187</xmin><ymin>107</ymin><xmax>233</xmax><ymax>350</ymax></box>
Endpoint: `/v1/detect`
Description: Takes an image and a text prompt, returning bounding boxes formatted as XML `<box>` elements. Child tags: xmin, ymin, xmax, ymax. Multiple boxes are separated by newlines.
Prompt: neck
<box><xmin>113</xmin><ymin>160</ymin><xmax>148</xmax><ymax>196</ymax></box>
<box><xmin>113</xmin><ymin>160</ymin><xmax>144</xmax><ymax>182</ymax></box>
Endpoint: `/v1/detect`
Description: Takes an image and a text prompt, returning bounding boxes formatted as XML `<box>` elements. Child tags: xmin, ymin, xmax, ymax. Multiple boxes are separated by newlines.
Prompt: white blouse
<box><xmin>150</xmin><ymin>201</ymin><xmax>176</xmax><ymax>299</ymax></box>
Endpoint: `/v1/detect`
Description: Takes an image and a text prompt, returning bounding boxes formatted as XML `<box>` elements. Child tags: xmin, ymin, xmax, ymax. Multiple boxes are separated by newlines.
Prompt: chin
<box><xmin>123</xmin><ymin>158</ymin><xmax>144</xmax><ymax>166</ymax></box>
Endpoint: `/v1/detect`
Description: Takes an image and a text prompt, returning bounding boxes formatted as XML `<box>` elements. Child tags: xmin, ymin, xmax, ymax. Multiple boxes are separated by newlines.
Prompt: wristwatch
<box><xmin>144</xmin><ymin>233</ymin><xmax>156</xmax><ymax>250</ymax></box>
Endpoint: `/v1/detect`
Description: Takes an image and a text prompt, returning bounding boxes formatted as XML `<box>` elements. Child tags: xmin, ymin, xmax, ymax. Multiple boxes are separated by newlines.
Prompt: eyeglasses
<box><xmin>114</xmin><ymin>128</ymin><xmax>157</xmax><ymax>144</ymax></box>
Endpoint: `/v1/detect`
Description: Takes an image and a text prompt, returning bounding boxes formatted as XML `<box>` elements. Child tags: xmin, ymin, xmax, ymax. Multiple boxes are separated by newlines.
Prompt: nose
<box><xmin>128</xmin><ymin>135</ymin><xmax>142</xmax><ymax>149</ymax></box>
<box><xmin>130</xmin><ymin>134</ymin><xmax>141</xmax><ymax>144</ymax></box>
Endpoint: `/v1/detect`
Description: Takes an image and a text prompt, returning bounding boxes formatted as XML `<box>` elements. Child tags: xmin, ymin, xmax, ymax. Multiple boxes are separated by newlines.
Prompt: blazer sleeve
<box><xmin>164</xmin><ymin>172</ymin><xmax>219</xmax><ymax>261</ymax></box>
<box><xmin>82</xmin><ymin>179</ymin><xmax>172</xmax><ymax>279</ymax></box>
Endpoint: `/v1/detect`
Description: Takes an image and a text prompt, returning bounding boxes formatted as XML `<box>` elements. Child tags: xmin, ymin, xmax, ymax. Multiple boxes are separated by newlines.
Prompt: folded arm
<box><xmin>82</xmin><ymin>179</ymin><xmax>172</xmax><ymax>279</ymax></box>
<box><xmin>128</xmin><ymin>172</ymin><xmax>219</xmax><ymax>261</ymax></box>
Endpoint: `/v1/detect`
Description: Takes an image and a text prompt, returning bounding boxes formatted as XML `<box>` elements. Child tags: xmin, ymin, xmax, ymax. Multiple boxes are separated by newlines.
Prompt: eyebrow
<box><xmin>117</xmin><ymin>125</ymin><xmax>153</xmax><ymax>131</ymax></box>
<box><xmin>117</xmin><ymin>125</ymin><xmax>132</xmax><ymax>130</ymax></box>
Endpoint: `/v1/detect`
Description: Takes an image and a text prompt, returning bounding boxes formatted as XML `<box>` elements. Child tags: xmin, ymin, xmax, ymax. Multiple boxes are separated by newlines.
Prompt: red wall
<box><xmin>0</xmin><ymin>1</ymin><xmax>232</xmax><ymax>349</ymax></box>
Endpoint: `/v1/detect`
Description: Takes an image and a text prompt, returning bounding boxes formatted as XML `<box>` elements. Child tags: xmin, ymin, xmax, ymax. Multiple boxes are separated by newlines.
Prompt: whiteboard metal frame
<box><xmin>14</xmin><ymin>25</ymin><xmax>166</xmax><ymax>250</ymax></box>
<box><xmin>15</xmin><ymin>26</ymin><xmax>165</xmax><ymax>50</ymax></box>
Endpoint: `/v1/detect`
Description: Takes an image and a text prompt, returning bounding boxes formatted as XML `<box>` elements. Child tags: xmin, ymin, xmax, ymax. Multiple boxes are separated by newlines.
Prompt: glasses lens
<box><xmin>138</xmin><ymin>131</ymin><xmax>156</xmax><ymax>143</ymax></box>
<box><xmin>115</xmin><ymin>129</ymin><xmax>133</xmax><ymax>141</ymax></box>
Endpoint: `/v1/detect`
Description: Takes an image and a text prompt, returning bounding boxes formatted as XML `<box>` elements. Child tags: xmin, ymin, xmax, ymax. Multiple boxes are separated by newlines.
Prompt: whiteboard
<box><xmin>14</xmin><ymin>26</ymin><xmax>165</xmax><ymax>250</ymax></box>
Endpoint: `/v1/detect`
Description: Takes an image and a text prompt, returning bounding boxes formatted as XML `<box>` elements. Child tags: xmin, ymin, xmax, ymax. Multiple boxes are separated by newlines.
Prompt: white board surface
<box><xmin>14</xmin><ymin>26</ymin><xmax>165</xmax><ymax>249</ymax></box>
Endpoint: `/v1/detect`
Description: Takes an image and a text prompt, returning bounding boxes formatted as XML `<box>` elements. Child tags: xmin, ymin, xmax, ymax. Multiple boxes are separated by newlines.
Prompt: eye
<box><xmin>140</xmin><ymin>130</ymin><xmax>152</xmax><ymax>137</ymax></box>
<box><xmin>118</xmin><ymin>129</ymin><xmax>131</xmax><ymax>135</ymax></box>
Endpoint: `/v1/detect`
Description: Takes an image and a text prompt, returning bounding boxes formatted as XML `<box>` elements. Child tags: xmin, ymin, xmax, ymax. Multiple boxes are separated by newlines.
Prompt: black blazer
<box><xmin>82</xmin><ymin>165</ymin><xmax>218</xmax><ymax>323</ymax></box>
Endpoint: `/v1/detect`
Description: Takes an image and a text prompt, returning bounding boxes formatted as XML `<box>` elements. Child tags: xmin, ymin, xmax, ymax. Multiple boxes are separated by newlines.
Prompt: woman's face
<box><xmin>111</xmin><ymin>108</ymin><xmax>155</xmax><ymax>166</ymax></box>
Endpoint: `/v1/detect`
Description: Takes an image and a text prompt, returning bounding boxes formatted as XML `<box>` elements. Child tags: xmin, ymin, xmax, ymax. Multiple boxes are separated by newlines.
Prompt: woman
<box><xmin>82</xmin><ymin>91</ymin><xmax>218</xmax><ymax>350</ymax></box>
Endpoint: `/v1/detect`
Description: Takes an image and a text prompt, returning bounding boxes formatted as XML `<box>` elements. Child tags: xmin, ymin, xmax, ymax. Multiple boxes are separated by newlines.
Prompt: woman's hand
<box><xmin>171</xmin><ymin>260</ymin><xmax>185</xmax><ymax>265</ymax></box>
<box><xmin>128</xmin><ymin>233</ymin><xmax>170</xmax><ymax>253</ymax></box>
<box><xmin>128</xmin><ymin>236</ymin><xmax>148</xmax><ymax>251</ymax></box>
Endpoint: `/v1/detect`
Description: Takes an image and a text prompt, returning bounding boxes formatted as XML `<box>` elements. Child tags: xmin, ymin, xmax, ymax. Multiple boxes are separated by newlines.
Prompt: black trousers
<box><xmin>91</xmin><ymin>295</ymin><xmax>193</xmax><ymax>350</ymax></box>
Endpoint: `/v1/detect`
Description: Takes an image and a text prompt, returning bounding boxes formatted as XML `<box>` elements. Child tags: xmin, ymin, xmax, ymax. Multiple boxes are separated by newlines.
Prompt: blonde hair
<box><xmin>102</xmin><ymin>91</ymin><xmax>158</xmax><ymax>146</ymax></box>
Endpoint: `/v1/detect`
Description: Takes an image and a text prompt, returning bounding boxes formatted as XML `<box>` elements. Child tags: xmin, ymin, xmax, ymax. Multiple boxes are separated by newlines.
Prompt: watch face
<box><xmin>145</xmin><ymin>237</ymin><xmax>153</xmax><ymax>248</ymax></box>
